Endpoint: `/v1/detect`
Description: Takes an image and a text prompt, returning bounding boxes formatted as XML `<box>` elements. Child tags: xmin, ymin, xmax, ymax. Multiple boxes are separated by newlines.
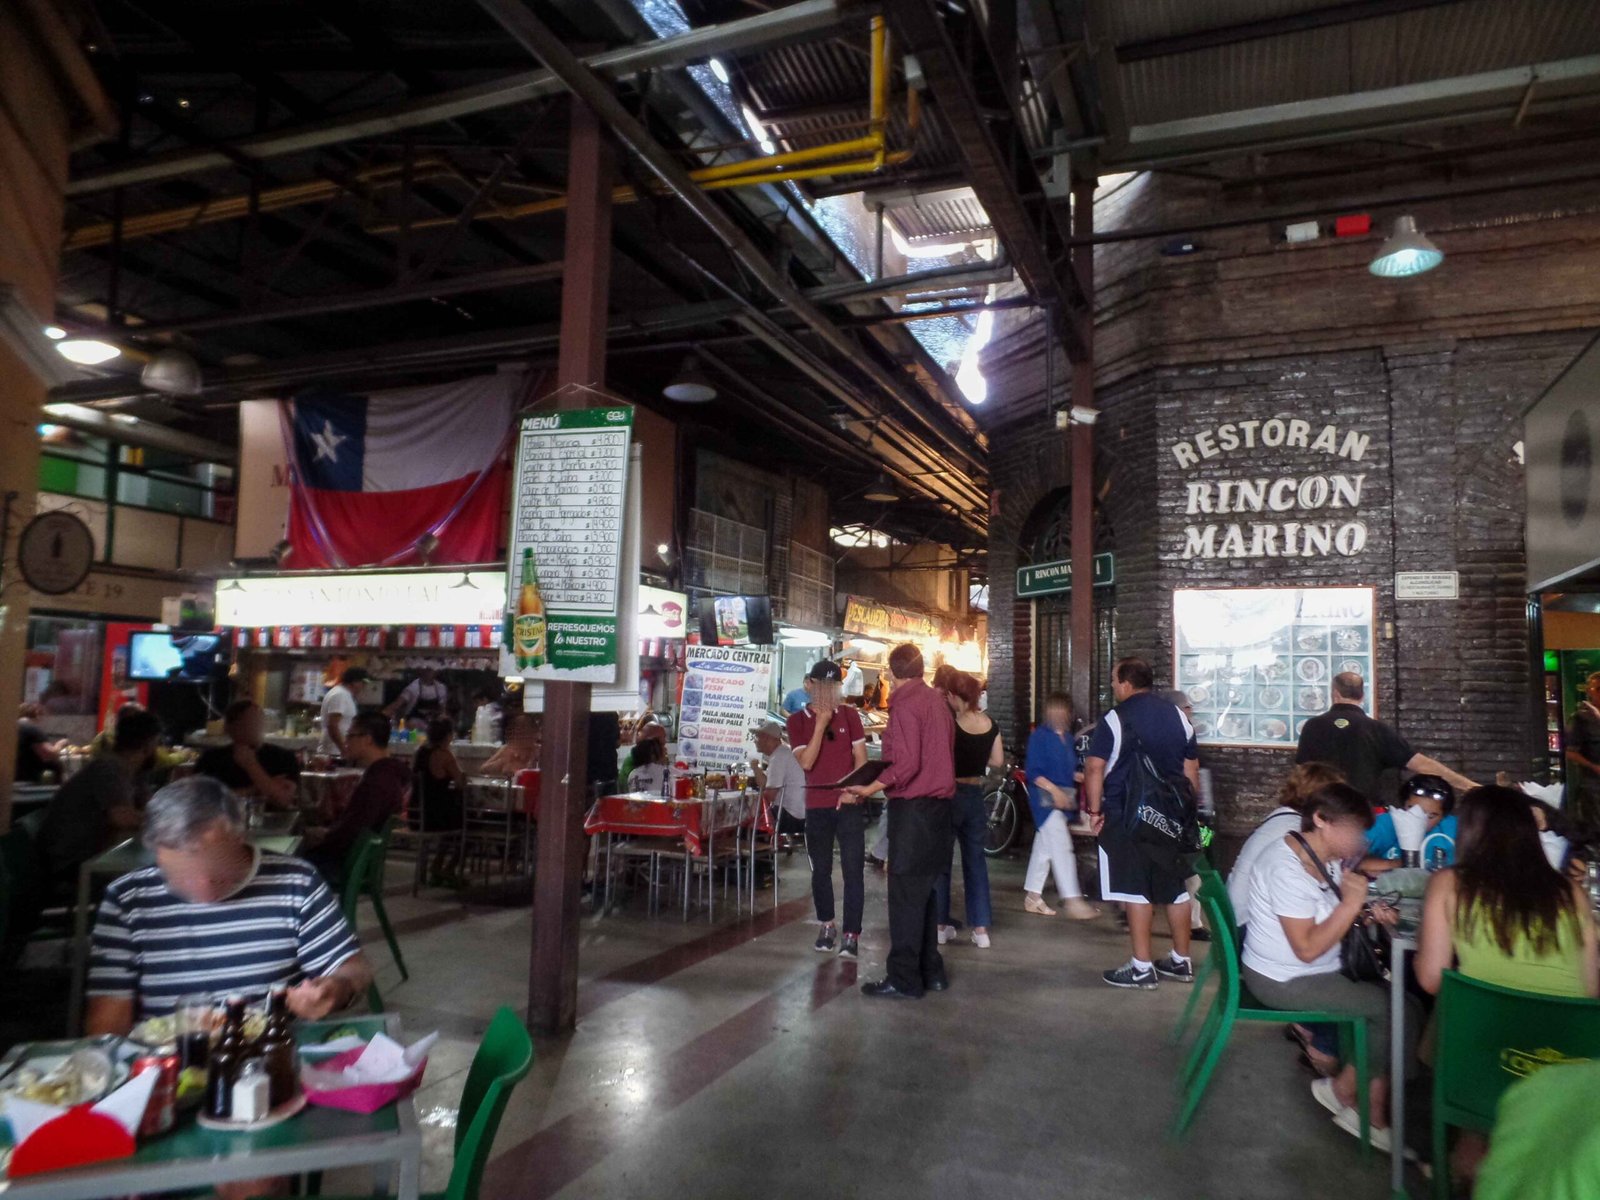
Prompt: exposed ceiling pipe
<box><xmin>42</xmin><ymin>402</ymin><xmax>237</xmax><ymax>463</ymax></box>
<box><xmin>66</xmin><ymin>0</ymin><xmax>867</xmax><ymax>197</ymax></box>
<box><xmin>475</xmin><ymin>0</ymin><xmax>986</xmax><ymax>497</ymax></box>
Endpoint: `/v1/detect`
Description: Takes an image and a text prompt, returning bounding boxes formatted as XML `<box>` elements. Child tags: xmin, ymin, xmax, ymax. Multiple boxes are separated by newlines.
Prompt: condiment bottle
<box><xmin>230</xmin><ymin>1059</ymin><xmax>271</xmax><ymax>1124</ymax></box>
<box><xmin>204</xmin><ymin>996</ymin><xmax>248</xmax><ymax>1119</ymax></box>
<box><xmin>258</xmin><ymin>986</ymin><xmax>298</xmax><ymax>1108</ymax></box>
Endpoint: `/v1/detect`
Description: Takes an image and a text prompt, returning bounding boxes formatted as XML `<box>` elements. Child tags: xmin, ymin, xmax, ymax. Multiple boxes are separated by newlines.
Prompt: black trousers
<box><xmin>805</xmin><ymin>804</ymin><xmax>866</xmax><ymax>933</ymax></box>
<box><xmin>885</xmin><ymin>796</ymin><xmax>953</xmax><ymax>994</ymax></box>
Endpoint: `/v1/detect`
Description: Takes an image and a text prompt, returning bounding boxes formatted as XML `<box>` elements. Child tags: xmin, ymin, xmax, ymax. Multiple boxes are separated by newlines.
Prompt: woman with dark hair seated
<box><xmin>414</xmin><ymin>717</ymin><xmax>466</xmax><ymax>886</ymax></box>
<box><xmin>1415</xmin><ymin>784</ymin><xmax>1599</xmax><ymax>1187</ymax></box>
<box><xmin>1241</xmin><ymin>781</ymin><xmax>1412</xmax><ymax>1151</ymax></box>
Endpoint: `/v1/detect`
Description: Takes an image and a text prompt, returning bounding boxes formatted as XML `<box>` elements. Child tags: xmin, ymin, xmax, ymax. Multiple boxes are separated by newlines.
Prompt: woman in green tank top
<box><xmin>1415</xmin><ymin>784</ymin><xmax>1599</xmax><ymax>1188</ymax></box>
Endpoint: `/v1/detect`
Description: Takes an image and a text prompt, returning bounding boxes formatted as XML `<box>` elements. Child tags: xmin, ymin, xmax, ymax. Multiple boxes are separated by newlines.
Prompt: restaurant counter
<box><xmin>185</xmin><ymin>734</ymin><xmax>506</xmax><ymax>771</ymax></box>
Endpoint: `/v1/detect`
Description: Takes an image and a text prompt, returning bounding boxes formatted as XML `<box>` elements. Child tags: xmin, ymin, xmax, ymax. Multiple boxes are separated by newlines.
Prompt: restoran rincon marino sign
<box><xmin>1171</xmin><ymin>417</ymin><xmax>1371</xmax><ymax>560</ymax></box>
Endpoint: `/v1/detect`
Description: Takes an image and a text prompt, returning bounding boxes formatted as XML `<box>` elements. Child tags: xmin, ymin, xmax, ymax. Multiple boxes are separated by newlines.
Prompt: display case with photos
<box><xmin>1173</xmin><ymin>587</ymin><xmax>1376</xmax><ymax>748</ymax></box>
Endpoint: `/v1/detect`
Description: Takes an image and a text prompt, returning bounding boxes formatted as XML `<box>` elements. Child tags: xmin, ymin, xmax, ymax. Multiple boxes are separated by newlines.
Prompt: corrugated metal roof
<box><xmin>891</xmin><ymin>195</ymin><xmax>993</xmax><ymax>242</ymax></box>
<box><xmin>1118</xmin><ymin>0</ymin><xmax>1600</xmax><ymax>126</ymax></box>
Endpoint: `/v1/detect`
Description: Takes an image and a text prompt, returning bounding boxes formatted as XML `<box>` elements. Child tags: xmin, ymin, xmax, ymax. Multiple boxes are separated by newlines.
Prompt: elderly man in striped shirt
<box><xmin>85</xmin><ymin>776</ymin><xmax>375</xmax><ymax>1037</ymax></box>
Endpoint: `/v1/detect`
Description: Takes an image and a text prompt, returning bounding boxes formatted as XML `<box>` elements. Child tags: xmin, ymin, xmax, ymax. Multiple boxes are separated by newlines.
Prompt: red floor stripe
<box><xmin>485</xmin><ymin>959</ymin><xmax>859</xmax><ymax>1199</ymax></box>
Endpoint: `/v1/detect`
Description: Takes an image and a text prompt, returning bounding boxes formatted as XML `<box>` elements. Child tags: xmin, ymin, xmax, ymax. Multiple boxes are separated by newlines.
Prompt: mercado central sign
<box><xmin>1170</xmin><ymin>417</ymin><xmax>1371</xmax><ymax>560</ymax></box>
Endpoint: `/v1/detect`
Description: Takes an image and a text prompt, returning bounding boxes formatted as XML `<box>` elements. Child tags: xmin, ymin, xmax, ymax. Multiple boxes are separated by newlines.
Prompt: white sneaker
<box><xmin>1332</xmin><ymin>1105</ymin><xmax>1392</xmax><ymax>1154</ymax></box>
<box><xmin>971</xmin><ymin>929</ymin><xmax>991</xmax><ymax>949</ymax></box>
<box><xmin>1310</xmin><ymin>1077</ymin><xmax>1344</xmax><ymax>1118</ymax></box>
<box><xmin>937</xmin><ymin>924</ymin><xmax>959</xmax><ymax>945</ymax></box>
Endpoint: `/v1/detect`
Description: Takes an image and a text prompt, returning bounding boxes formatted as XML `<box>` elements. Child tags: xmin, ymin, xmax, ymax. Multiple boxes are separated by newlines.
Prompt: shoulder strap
<box><xmin>1289</xmin><ymin>831</ymin><xmax>1338</xmax><ymax>890</ymax></box>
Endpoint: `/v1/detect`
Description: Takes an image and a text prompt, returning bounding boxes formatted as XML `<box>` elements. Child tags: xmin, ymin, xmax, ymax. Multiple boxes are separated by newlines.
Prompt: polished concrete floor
<box><xmin>350</xmin><ymin>848</ymin><xmax>1406</xmax><ymax>1200</ymax></box>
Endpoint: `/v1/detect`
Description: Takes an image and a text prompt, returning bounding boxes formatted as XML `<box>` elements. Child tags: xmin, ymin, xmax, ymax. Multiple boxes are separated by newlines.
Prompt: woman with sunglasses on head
<box><xmin>1414</xmin><ymin>784</ymin><xmax>1599</xmax><ymax>1188</ymax></box>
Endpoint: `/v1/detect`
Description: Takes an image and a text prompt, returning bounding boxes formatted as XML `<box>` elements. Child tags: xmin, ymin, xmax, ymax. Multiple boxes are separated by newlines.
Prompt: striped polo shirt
<box><xmin>88</xmin><ymin>851</ymin><xmax>359</xmax><ymax>1018</ymax></box>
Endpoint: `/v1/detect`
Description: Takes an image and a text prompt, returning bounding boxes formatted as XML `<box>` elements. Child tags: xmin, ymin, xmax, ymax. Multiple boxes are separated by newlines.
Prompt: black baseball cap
<box><xmin>806</xmin><ymin>660</ymin><xmax>843</xmax><ymax>682</ymax></box>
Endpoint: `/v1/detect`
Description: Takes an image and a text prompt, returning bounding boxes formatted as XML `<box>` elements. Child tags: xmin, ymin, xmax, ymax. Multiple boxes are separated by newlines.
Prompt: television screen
<box><xmin>698</xmin><ymin>596</ymin><xmax>774</xmax><ymax>647</ymax></box>
<box><xmin>127</xmin><ymin>632</ymin><xmax>225</xmax><ymax>682</ymax></box>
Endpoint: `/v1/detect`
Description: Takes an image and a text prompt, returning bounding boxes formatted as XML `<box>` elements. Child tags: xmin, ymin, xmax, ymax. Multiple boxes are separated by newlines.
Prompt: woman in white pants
<box><xmin>1023</xmin><ymin>693</ymin><xmax>1098</xmax><ymax>920</ymax></box>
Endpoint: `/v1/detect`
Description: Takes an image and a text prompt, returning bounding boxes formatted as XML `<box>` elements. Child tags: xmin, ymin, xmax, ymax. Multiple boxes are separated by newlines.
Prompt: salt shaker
<box><xmin>230</xmin><ymin>1059</ymin><xmax>271</xmax><ymax>1123</ymax></box>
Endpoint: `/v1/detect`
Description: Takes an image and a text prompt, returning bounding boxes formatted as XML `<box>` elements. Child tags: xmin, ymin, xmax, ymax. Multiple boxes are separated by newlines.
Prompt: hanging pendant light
<box><xmin>1368</xmin><ymin>215</ymin><xmax>1443</xmax><ymax>278</ymax></box>
<box><xmin>862</xmin><ymin>474</ymin><xmax>899</xmax><ymax>502</ymax></box>
<box><xmin>663</xmin><ymin>356</ymin><xmax>717</xmax><ymax>402</ymax></box>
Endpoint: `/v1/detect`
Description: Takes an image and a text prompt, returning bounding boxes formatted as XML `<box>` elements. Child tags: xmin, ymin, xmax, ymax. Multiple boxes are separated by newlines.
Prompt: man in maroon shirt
<box><xmin>305</xmin><ymin>711</ymin><xmax>410</xmax><ymax>883</ymax></box>
<box><xmin>844</xmin><ymin>643</ymin><xmax>956</xmax><ymax>998</ymax></box>
<box><xmin>786</xmin><ymin>660</ymin><xmax>868</xmax><ymax>957</ymax></box>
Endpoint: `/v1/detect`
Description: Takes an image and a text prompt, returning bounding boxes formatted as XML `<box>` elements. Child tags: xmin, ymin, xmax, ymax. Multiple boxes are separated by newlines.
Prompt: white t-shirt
<box><xmin>843</xmin><ymin>663</ymin><xmax>865</xmax><ymax>698</ymax></box>
<box><xmin>1241</xmin><ymin>835</ymin><xmax>1344</xmax><ymax>982</ymax></box>
<box><xmin>318</xmin><ymin>684</ymin><xmax>359</xmax><ymax>754</ymax></box>
<box><xmin>762</xmin><ymin>743</ymin><xmax>807</xmax><ymax>821</ymax></box>
<box><xmin>1227</xmin><ymin>807</ymin><xmax>1302</xmax><ymax>920</ymax></box>
<box><xmin>627</xmin><ymin>763</ymin><xmax>667</xmax><ymax>794</ymax></box>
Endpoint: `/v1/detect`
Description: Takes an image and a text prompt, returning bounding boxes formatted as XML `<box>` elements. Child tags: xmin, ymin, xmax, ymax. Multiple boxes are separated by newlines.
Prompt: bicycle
<box><xmin>980</xmin><ymin>763</ymin><xmax>1029</xmax><ymax>857</ymax></box>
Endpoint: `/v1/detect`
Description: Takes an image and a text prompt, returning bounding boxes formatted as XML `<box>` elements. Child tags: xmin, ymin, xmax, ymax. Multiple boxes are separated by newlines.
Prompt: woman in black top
<box><xmin>934</xmin><ymin>671</ymin><xmax>1003</xmax><ymax>948</ymax></box>
<box><xmin>413</xmin><ymin>717</ymin><xmax>465</xmax><ymax>886</ymax></box>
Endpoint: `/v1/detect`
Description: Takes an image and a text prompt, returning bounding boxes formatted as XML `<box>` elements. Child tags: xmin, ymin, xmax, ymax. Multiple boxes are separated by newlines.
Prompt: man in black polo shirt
<box><xmin>1295</xmin><ymin>672</ymin><xmax>1474</xmax><ymax>807</ymax></box>
<box><xmin>196</xmin><ymin>700</ymin><xmax>301</xmax><ymax>809</ymax></box>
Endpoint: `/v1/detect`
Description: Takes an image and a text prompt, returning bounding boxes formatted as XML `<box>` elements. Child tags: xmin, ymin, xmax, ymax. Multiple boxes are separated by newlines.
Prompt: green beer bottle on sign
<box><xmin>514</xmin><ymin>547</ymin><xmax>547</xmax><ymax>668</ymax></box>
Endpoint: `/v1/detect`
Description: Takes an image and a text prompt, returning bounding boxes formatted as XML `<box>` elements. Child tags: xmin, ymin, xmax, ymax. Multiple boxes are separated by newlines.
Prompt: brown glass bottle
<box><xmin>259</xmin><ymin>986</ymin><xmax>298</xmax><ymax>1108</ymax></box>
<box><xmin>204</xmin><ymin>996</ymin><xmax>247</xmax><ymax>1119</ymax></box>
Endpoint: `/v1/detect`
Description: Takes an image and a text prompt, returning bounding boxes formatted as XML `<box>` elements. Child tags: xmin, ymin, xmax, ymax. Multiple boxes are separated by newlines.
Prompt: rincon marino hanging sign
<box><xmin>1170</xmin><ymin>416</ymin><xmax>1371</xmax><ymax>560</ymax></box>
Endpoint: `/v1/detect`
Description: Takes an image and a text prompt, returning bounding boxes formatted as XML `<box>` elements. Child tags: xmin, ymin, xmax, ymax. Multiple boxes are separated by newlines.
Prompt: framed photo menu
<box><xmin>1172</xmin><ymin>587</ymin><xmax>1376</xmax><ymax>748</ymax></box>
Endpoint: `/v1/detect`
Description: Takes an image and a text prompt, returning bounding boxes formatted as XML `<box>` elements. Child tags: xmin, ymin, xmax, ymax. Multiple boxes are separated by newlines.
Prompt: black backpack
<box><xmin>1116</xmin><ymin>708</ymin><xmax>1202</xmax><ymax>863</ymax></box>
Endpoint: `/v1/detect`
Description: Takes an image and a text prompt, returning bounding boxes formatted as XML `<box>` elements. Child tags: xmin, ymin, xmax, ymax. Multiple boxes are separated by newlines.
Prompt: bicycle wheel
<box><xmin>982</xmin><ymin>785</ymin><xmax>1019</xmax><ymax>856</ymax></box>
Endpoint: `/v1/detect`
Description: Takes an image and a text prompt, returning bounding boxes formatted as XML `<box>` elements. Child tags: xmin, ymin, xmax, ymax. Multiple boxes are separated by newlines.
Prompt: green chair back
<box><xmin>1434</xmin><ymin>968</ymin><xmax>1600</xmax><ymax>1130</ymax></box>
<box><xmin>1199</xmin><ymin>873</ymin><xmax>1240</xmax><ymax>947</ymax></box>
<box><xmin>339</xmin><ymin>834</ymin><xmax>383</xmax><ymax>925</ymax></box>
<box><xmin>446</xmin><ymin>1006</ymin><xmax>535</xmax><ymax>1200</ymax></box>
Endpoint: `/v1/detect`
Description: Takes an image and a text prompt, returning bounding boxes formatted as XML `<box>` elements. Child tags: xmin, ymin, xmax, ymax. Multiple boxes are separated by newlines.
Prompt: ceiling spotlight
<box><xmin>43</xmin><ymin>325</ymin><xmax>66</xmax><ymax>340</ymax></box>
<box><xmin>140</xmin><ymin>347</ymin><xmax>202</xmax><ymax>395</ymax></box>
<box><xmin>56</xmin><ymin>338</ymin><xmax>122</xmax><ymax>365</ymax></box>
<box><xmin>663</xmin><ymin>357</ymin><xmax>717</xmax><ymax>403</ymax></box>
<box><xmin>1369</xmin><ymin>215</ymin><xmax>1443</xmax><ymax>278</ymax></box>
<box><xmin>655</xmin><ymin>543</ymin><xmax>671</xmax><ymax>556</ymax></box>
<box><xmin>863</xmin><ymin>474</ymin><xmax>900</xmax><ymax>503</ymax></box>
<box><xmin>708</xmin><ymin>57</ymin><xmax>730</xmax><ymax>84</ymax></box>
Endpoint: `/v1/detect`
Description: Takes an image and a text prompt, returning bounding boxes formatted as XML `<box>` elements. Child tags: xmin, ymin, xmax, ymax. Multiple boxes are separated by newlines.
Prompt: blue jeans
<box><xmin>933</xmin><ymin>784</ymin><xmax>993</xmax><ymax>929</ymax></box>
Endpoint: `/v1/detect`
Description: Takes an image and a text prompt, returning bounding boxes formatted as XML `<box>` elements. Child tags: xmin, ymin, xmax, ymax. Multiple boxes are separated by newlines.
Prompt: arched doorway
<box><xmin>1016</xmin><ymin>488</ymin><xmax>1116</xmax><ymax>720</ymax></box>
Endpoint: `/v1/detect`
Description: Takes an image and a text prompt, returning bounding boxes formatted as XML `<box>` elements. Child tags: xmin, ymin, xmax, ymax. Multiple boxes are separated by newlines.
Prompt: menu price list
<box><xmin>679</xmin><ymin>646</ymin><xmax>774</xmax><ymax>769</ymax></box>
<box><xmin>511</xmin><ymin>421</ymin><xmax>630</xmax><ymax>614</ymax></box>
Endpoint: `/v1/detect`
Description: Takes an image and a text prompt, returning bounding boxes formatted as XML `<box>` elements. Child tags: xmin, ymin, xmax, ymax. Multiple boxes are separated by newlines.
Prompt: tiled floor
<box><xmin>351</xmin><ymin>850</ymin><xmax>1404</xmax><ymax>1199</ymax></box>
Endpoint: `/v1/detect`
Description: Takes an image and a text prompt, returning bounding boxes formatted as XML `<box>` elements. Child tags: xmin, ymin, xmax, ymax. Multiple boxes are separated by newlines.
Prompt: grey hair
<box><xmin>142</xmin><ymin>776</ymin><xmax>246</xmax><ymax>851</ymax></box>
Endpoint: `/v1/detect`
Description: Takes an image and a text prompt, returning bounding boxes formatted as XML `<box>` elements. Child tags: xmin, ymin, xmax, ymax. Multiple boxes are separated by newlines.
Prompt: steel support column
<box><xmin>529</xmin><ymin>99</ymin><xmax>612</xmax><ymax>1036</ymax></box>
<box><xmin>1069</xmin><ymin>178</ymin><xmax>1095</xmax><ymax>717</ymax></box>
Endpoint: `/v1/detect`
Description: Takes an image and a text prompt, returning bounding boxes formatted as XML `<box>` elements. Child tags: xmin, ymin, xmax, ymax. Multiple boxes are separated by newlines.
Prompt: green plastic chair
<box><xmin>311</xmin><ymin>1006</ymin><xmax>535</xmax><ymax>1200</ymax></box>
<box><xmin>1430</xmin><ymin>969</ymin><xmax>1600</xmax><ymax>1200</ymax></box>
<box><xmin>339</xmin><ymin>819</ymin><xmax>409</xmax><ymax>983</ymax></box>
<box><xmin>1170</xmin><ymin>864</ymin><xmax>1237</xmax><ymax>1046</ymax></box>
<box><xmin>338</xmin><ymin>835</ymin><xmax>388</xmax><ymax>1014</ymax></box>
<box><xmin>1172</xmin><ymin>885</ymin><xmax>1372</xmax><ymax>1155</ymax></box>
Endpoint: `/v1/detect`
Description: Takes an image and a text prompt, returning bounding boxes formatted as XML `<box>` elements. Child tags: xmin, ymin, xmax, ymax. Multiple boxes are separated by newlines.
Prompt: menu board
<box><xmin>507</xmin><ymin>406</ymin><xmax>633</xmax><ymax>682</ymax></box>
<box><xmin>1172</xmin><ymin>587</ymin><xmax>1375</xmax><ymax>748</ymax></box>
<box><xmin>678</xmin><ymin>645</ymin><xmax>775</xmax><ymax>768</ymax></box>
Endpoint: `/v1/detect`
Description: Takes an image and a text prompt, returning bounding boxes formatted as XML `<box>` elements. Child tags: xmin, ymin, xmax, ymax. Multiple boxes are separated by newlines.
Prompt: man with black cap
<box><xmin>318</xmin><ymin>666</ymin><xmax>368</xmax><ymax>759</ymax></box>
<box><xmin>786</xmin><ymin>659</ymin><xmax>868</xmax><ymax>958</ymax></box>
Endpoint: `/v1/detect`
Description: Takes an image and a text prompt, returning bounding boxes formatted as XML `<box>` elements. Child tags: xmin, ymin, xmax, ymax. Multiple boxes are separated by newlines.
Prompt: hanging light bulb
<box><xmin>1368</xmin><ymin>215</ymin><xmax>1443</xmax><ymax>278</ymax></box>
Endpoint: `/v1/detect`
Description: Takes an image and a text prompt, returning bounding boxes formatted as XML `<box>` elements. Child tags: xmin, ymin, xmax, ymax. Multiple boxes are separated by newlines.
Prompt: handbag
<box><xmin>1289</xmin><ymin>832</ymin><xmax>1387</xmax><ymax>983</ymax></box>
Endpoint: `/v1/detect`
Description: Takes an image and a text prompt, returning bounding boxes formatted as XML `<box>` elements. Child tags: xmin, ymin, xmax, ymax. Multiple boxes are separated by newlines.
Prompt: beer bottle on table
<box><xmin>205</xmin><ymin>996</ymin><xmax>248</xmax><ymax>1119</ymax></box>
<box><xmin>514</xmin><ymin>547</ymin><xmax>548</xmax><ymax>669</ymax></box>
<box><xmin>259</xmin><ymin>986</ymin><xmax>297</xmax><ymax>1108</ymax></box>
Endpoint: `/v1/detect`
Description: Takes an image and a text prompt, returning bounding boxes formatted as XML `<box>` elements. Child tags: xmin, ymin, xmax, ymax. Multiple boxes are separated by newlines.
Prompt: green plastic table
<box><xmin>0</xmin><ymin>1016</ymin><xmax>420</xmax><ymax>1200</ymax></box>
<box><xmin>66</xmin><ymin>834</ymin><xmax>306</xmax><ymax>1035</ymax></box>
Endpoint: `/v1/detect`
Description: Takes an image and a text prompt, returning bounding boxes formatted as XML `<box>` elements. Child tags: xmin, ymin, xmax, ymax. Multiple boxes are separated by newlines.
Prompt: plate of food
<box><xmin>1259</xmin><ymin>717</ymin><xmax>1290</xmax><ymax>741</ymax></box>
<box><xmin>1257</xmin><ymin>657</ymin><xmax>1289</xmax><ymax>682</ymax></box>
<box><xmin>129</xmin><ymin>1006</ymin><xmax>267</xmax><ymax>1049</ymax></box>
<box><xmin>1337</xmin><ymin>658</ymin><xmax>1366</xmax><ymax>676</ymax></box>
<box><xmin>1188</xmin><ymin>684</ymin><xmax>1211</xmax><ymax>706</ymax></box>
<box><xmin>1190</xmin><ymin>714</ymin><xmax>1214</xmax><ymax>738</ymax></box>
<box><xmin>1334</xmin><ymin>628</ymin><xmax>1367</xmax><ymax>652</ymax></box>
<box><xmin>1225</xmin><ymin>685</ymin><xmax>1250</xmax><ymax>706</ymax></box>
<box><xmin>1218</xmin><ymin>714</ymin><xmax>1252</xmax><ymax>740</ymax></box>
<box><xmin>1257</xmin><ymin>686</ymin><xmax>1286</xmax><ymax>710</ymax></box>
<box><xmin>1296</xmin><ymin>658</ymin><xmax>1326</xmax><ymax>682</ymax></box>
<box><xmin>1295</xmin><ymin>628</ymin><xmax>1329</xmax><ymax>652</ymax></box>
<box><xmin>0</xmin><ymin>1046</ymin><xmax>127</xmax><ymax>1107</ymax></box>
<box><xmin>1297</xmin><ymin>687</ymin><xmax>1328</xmax><ymax>712</ymax></box>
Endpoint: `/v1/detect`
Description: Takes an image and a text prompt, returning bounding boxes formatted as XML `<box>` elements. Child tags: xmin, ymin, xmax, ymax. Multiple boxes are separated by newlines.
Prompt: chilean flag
<box><xmin>280</xmin><ymin>376</ymin><xmax>515</xmax><ymax>569</ymax></box>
